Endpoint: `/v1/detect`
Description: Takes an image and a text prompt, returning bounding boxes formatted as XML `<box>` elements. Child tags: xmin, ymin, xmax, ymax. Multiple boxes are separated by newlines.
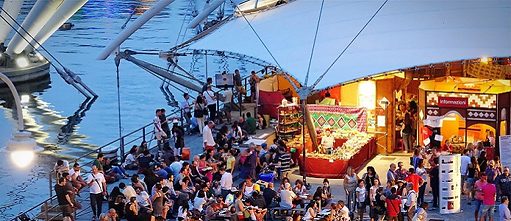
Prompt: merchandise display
<box><xmin>308</xmin><ymin>129</ymin><xmax>373</xmax><ymax>160</ymax></box>
<box><xmin>277</xmin><ymin>101</ymin><xmax>301</xmax><ymax>139</ymax></box>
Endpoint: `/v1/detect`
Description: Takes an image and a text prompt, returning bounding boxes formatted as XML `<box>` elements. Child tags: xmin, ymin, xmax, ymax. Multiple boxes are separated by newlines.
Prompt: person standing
<box><xmin>500</xmin><ymin>196</ymin><xmax>511</xmax><ymax>221</ymax></box>
<box><xmin>385</xmin><ymin>187</ymin><xmax>401</xmax><ymax>221</ymax></box>
<box><xmin>497</xmin><ymin>167</ymin><xmax>511</xmax><ymax>209</ymax></box>
<box><xmin>416</xmin><ymin>161</ymin><xmax>428</xmax><ymax>205</ymax></box>
<box><xmin>412</xmin><ymin>202</ymin><xmax>429</xmax><ymax>221</ymax></box>
<box><xmin>154</xmin><ymin>109</ymin><xmax>166</xmax><ymax>150</ymax></box>
<box><xmin>202</xmin><ymin>77</ymin><xmax>213</xmax><ymax>93</ymax></box>
<box><xmin>87</xmin><ymin>165</ymin><xmax>107</xmax><ymax>220</ymax></box>
<box><xmin>220</xmin><ymin>166</ymin><xmax>233</xmax><ymax>198</ymax></box>
<box><xmin>429</xmin><ymin>158</ymin><xmax>440</xmax><ymax>208</ymax></box>
<box><xmin>461</xmin><ymin>149</ymin><xmax>472</xmax><ymax>194</ymax></box>
<box><xmin>194</xmin><ymin>96</ymin><xmax>206</xmax><ymax>135</ymax></box>
<box><xmin>402</xmin><ymin>109</ymin><xmax>413</xmax><ymax>153</ymax></box>
<box><xmin>55</xmin><ymin>177</ymin><xmax>75</xmax><ymax>221</ymax></box>
<box><xmin>405</xmin><ymin>168</ymin><xmax>423</xmax><ymax>194</ymax></box>
<box><xmin>203</xmin><ymin>121</ymin><xmax>216</xmax><ymax>151</ymax></box>
<box><xmin>404</xmin><ymin>183</ymin><xmax>417</xmax><ymax>221</ymax></box>
<box><xmin>180</xmin><ymin>93</ymin><xmax>193</xmax><ymax>130</ymax></box>
<box><xmin>203</xmin><ymin>85</ymin><xmax>217</xmax><ymax>122</ymax></box>
<box><xmin>344</xmin><ymin>166</ymin><xmax>359</xmax><ymax>211</ymax></box>
<box><xmin>355</xmin><ymin>179</ymin><xmax>367</xmax><ymax>221</ymax></box>
<box><xmin>480</xmin><ymin>178</ymin><xmax>496</xmax><ymax>221</ymax></box>
<box><xmin>387</xmin><ymin>163</ymin><xmax>397</xmax><ymax>184</ymax></box>
<box><xmin>249</xmin><ymin>71</ymin><xmax>260</xmax><ymax>103</ymax></box>
<box><xmin>475</xmin><ymin>174</ymin><xmax>489</xmax><ymax>221</ymax></box>
<box><xmin>172</xmin><ymin>119</ymin><xmax>185</xmax><ymax>157</ymax></box>
<box><xmin>221</xmin><ymin>86</ymin><xmax>233</xmax><ymax>124</ymax></box>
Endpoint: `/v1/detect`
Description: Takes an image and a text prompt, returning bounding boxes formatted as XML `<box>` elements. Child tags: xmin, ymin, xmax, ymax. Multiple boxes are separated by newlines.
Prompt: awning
<box><xmin>184</xmin><ymin>0</ymin><xmax>511</xmax><ymax>90</ymax></box>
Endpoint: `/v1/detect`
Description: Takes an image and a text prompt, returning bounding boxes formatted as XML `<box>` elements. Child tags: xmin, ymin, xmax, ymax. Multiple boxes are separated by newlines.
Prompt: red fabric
<box><xmin>485</xmin><ymin>147</ymin><xmax>495</xmax><ymax>160</ymax></box>
<box><xmin>302</xmin><ymin>157</ymin><xmax>349</xmax><ymax>178</ymax></box>
<box><xmin>385</xmin><ymin>198</ymin><xmax>401</xmax><ymax>216</ymax></box>
<box><xmin>300</xmin><ymin>138</ymin><xmax>377</xmax><ymax>178</ymax></box>
<box><xmin>258</xmin><ymin>90</ymin><xmax>285</xmax><ymax>118</ymax></box>
<box><xmin>405</xmin><ymin>174</ymin><xmax>422</xmax><ymax>193</ymax></box>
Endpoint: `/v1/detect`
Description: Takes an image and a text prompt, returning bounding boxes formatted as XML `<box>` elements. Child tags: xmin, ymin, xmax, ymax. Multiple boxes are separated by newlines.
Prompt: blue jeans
<box><xmin>112</xmin><ymin>166</ymin><xmax>127</xmax><ymax>176</ymax></box>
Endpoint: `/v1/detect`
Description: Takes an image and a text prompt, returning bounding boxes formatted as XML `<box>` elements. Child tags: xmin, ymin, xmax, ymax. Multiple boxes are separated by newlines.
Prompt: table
<box><xmin>243</xmin><ymin>138</ymin><xmax>267</xmax><ymax>146</ymax></box>
<box><xmin>299</xmin><ymin>138</ymin><xmax>377</xmax><ymax>178</ymax></box>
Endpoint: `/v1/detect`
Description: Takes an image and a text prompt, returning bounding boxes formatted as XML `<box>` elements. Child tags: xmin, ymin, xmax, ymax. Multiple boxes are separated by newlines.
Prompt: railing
<box><xmin>11</xmin><ymin>69</ymin><xmax>274</xmax><ymax>221</ymax></box>
<box><xmin>10</xmin><ymin>107</ymin><xmax>184</xmax><ymax>221</ymax></box>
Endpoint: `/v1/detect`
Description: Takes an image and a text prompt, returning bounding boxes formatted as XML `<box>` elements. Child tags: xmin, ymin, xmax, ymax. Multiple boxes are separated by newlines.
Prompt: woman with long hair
<box><xmin>302</xmin><ymin>200</ymin><xmax>319</xmax><ymax>221</ymax></box>
<box><xmin>363</xmin><ymin>166</ymin><xmax>380</xmax><ymax>192</ymax></box>
<box><xmin>467</xmin><ymin>156</ymin><xmax>480</xmax><ymax>202</ymax></box>
<box><xmin>344</xmin><ymin>166</ymin><xmax>359</xmax><ymax>211</ymax></box>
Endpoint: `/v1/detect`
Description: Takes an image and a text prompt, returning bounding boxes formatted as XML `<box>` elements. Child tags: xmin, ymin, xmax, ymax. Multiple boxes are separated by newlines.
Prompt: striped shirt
<box><xmin>279</xmin><ymin>153</ymin><xmax>292</xmax><ymax>172</ymax></box>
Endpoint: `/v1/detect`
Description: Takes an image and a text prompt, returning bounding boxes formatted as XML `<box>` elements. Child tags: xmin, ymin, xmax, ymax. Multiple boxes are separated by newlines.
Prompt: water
<box><xmin>0</xmin><ymin>0</ymin><xmax>261</xmax><ymax>218</ymax></box>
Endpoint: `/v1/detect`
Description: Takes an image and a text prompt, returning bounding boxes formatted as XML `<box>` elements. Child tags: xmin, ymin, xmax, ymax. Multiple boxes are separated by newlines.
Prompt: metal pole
<box><xmin>0</xmin><ymin>72</ymin><xmax>24</xmax><ymax>131</ymax></box>
<box><xmin>120</xmin><ymin>137</ymin><xmax>125</xmax><ymax>158</ymax></box>
<box><xmin>142</xmin><ymin>127</ymin><xmax>146</xmax><ymax>142</ymax></box>
<box><xmin>49</xmin><ymin>172</ymin><xmax>53</xmax><ymax>204</ymax></box>
<box><xmin>115</xmin><ymin>60</ymin><xmax>123</xmax><ymax>152</ymax></box>
<box><xmin>301</xmin><ymin>99</ymin><xmax>307</xmax><ymax>184</ymax></box>
<box><xmin>205</xmin><ymin>53</ymin><xmax>208</xmax><ymax>79</ymax></box>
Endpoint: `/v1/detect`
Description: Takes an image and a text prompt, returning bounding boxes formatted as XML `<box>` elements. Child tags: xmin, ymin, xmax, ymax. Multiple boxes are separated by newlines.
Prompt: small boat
<box><xmin>0</xmin><ymin>52</ymin><xmax>51</xmax><ymax>84</ymax></box>
<box><xmin>58</xmin><ymin>22</ymin><xmax>74</xmax><ymax>31</ymax></box>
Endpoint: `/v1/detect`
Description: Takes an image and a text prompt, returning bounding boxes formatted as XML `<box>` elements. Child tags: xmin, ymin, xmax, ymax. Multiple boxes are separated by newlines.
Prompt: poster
<box><xmin>500</xmin><ymin>135</ymin><xmax>511</xmax><ymax>168</ymax></box>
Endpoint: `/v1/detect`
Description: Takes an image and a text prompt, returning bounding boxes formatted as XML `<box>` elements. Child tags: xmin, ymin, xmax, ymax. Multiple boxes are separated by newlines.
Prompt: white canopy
<box><xmin>185</xmin><ymin>0</ymin><xmax>511</xmax><ymax>90</ymax></box>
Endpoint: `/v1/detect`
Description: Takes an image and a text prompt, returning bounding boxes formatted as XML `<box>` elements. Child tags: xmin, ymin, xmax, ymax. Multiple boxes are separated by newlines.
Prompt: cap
<box><xmin>172</xmin><ymin>119</ymin><xmax>179</xmax><ymax>124</ymax></box>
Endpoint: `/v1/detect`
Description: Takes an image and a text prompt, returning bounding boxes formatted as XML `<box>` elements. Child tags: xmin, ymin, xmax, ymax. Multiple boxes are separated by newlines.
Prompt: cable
<box><xmin>310</xmin><ymin>0</ymin><xmax>389</xmax><ymax>89</ymax></box>
<box><xmin>227</xmin><ymin>0</ymin><xmax>283</xmax><ymax>70</ymax></box>
<box><xmin>0</xmin><ymin>7</ymin><xmax>66</xmax><ymax>68</ymax></box>
<box><xmin>304</xmin><ymin>0</ymin><xmax>325</xmax><ymax>87</ymax></box>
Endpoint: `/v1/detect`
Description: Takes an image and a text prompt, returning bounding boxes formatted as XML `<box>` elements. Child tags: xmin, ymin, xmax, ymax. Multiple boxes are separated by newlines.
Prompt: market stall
<box><xmin>296</xmin><ymin>104</ymin><xmax>377</xmax><ymax>178</ymax></box>
<box><xmin>418</xmin><ymin>77</ymin><xmax>511</xmax><ymax>154</ymax></box>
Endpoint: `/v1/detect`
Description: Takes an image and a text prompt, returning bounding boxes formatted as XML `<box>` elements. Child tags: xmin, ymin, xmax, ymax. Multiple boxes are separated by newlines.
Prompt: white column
<box><xmin>6</xmin><ymin>0</ymin><xmax>64</xmax><ymax>55</ymax></box>
<box><xmin>187</xmin><ymin>0</ymin><xmax>224</xmax><ymax>28</ymax></box>
<box><xmin>0</xmin><ymin>0</ymin><xmax>25</xmax><ymax>43</ymax></box>
<box><xmin>27</xmin><ymin>0</ymin><xmax>88</xmax><ymax>51</ymax></box>
<box><xmin>97</xmin><ymin>0</ymin><xmax>177</xmax><ymax>60</ymax></box>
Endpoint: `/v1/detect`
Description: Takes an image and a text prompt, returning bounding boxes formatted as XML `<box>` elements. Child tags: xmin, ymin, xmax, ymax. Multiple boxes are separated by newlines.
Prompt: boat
<box><xmin>0</xmin><ymin>52</ymin><xmax>50</xmax><ymax>84</ymax></box>
<box><xmin>58</xmin><ymin>22</ymin><xmax>74</xmax><ymax>31</ymax></box>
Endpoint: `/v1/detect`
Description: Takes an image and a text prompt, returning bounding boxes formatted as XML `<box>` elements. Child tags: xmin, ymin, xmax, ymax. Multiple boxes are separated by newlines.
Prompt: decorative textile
<box><xmin>308</xmin><ymin>105</ymin><xmax>367</xmax><ymax>132</ymax></box>
<box><xmin>426</xmin><ymin>92</ymin><xmax>497</xmax><ymax>109</ymax></box>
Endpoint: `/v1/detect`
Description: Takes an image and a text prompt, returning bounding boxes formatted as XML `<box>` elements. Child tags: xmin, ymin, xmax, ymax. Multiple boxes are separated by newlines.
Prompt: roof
<box><xmin>184</xmin><ymin>0</ymin><xmax>511</xmax><ymax>90</ymax></box>
<box><xmin>419</xmin><ymin>77</ymin><xmax>511</xmax><ymax>94</ymax></box>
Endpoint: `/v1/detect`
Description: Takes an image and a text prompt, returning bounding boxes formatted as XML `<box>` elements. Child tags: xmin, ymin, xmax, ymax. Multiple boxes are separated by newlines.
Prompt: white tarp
<box><xmin>186</xmin><ymin>0</ymin><xmax>511</xmax><ymax>89</ymax></box>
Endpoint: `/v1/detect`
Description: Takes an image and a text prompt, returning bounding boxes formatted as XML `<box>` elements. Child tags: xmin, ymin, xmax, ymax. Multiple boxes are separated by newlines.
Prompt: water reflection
<box><xmin>57</xmin><ymin>97</ymin><xmax>97</xmax><ymax>144</ymax></box>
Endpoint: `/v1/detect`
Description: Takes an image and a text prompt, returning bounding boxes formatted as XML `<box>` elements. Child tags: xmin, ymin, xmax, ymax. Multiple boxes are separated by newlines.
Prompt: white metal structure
<box><xmin>184</xmin><ymin>0</ymin><xmax>511</xmax><ymax>89</ymax></box>
<box><xmin>0</xmin><ymin>0</ymin><xmax>25</xmax><ymax>43</ymax></box>
<box><xmin>439</xmin><ymin>154</ymin><xmax>462</xmax><ymax>214</ymax></box>
<box><xmin>6</xmin><ymin>0</ymin><xmax>64</xmax><ymax>55</ymax></box>
<box><xmin>28</xmin><ymin>0</ymin><xmax>89</xmax><ymax>51</ymax></box>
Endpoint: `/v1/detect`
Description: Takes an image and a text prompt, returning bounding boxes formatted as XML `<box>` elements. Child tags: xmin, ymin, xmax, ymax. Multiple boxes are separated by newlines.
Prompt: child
<box><xmin>356</xmin><ymin>179</ymin><xmax>367</xmax><ymax>221</ymax></box>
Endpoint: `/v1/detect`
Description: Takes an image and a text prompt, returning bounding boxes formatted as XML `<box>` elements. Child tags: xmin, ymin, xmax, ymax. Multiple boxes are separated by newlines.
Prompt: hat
<box><xmin>172</xmin><ymin>119</ymin><xmax>179</xmax><ymax>124</ymax></box>
<box><xmin>261</xmin><ymin>143</ymin><xmax>267</xmax><ymax>148</ymax></box>
<box><xmin>230</xmin><ymin>187</ymin><xmax>238</xmax><ymax>192</ymax></box>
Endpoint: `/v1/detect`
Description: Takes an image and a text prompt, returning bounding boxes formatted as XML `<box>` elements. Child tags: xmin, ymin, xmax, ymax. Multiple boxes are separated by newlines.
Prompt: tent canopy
<box><xmin>419</xmin><ymin>77</ymin><xmax>511</xmax><ymax>94</ymax></box>
<box><xmin>185</xmin><ymin>0</ymin><xmax>511</xmax><ymax>90</ymax></box>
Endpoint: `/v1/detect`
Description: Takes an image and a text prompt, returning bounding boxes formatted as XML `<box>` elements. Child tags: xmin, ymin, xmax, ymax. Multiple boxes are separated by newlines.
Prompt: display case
<box><xmin>277</xmin><ymin>104</ymin><xmax>301</xmax><ymax>139</ymax></box>
<box><xmin>439</xmin><ymin>154</ymin><xmax>462</xmax><ymax>214</ymax></box>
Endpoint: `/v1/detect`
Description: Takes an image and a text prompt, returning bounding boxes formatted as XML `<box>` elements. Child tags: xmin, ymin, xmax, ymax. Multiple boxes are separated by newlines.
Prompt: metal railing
<box><xmin>10</xmin><ymin>107</ymin><xmax>184</xmax><ymax>221</ymax></box>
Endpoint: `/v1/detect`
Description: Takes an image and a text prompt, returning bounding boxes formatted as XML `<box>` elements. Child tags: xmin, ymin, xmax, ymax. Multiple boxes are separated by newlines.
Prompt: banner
<box><xmin>500</xmin><ymin>135</ymin><xmax>511</xmax><ymax>168</ymax></box>
<box><xmin>307</xmin><ymin>105</ymin><xmax>367</xmax><ymax>132</ymax></box>
<box><xmin>438</xmin><ymin>97</ymin><xmax>468</xmax><ymax>108</ymax></box>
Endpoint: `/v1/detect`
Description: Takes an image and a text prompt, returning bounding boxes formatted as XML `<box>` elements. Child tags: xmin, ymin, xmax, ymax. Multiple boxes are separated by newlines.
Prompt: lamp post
<box><xmin>0</xmin><ymin>72</ymin><xmax>37</xmax><ymax>168</ymax></box>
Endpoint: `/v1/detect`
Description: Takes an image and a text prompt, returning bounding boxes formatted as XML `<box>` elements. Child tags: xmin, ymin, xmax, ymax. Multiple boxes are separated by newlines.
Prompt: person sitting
<box><xmin>122</xmin><ymin>145</ymin><xmax>139</xmax><ymax>170</ymax></box>
<box><xmin>302</xmin><ymin>200</ymin><xmax>319</xmax><ymax>221</ymax></box>
<box><xmin>320</xmin><ymin>128</ymin><xmax>335</xmax><ymax>154</ymax></box>
<box><xmin>99</xmin><ymin>208</ymin><xmax>119</xmax><ymax>221</ymax></box>
<box><xmin>280</xmin><ymin>183</ymin><xmax>298</xmax><ymax>209</ymax></box>
<box><xmin>108</xmin><ymin>187</ymin><xmax>126</xmax><ymax>218</ymax></box>
<box><xmin>263</xmin><ymin>182</ymin><xmax>278</xmax><ymax>208</ymax></box>
<box><xmin>137</xmin><ymin>150</ymin><xmax>153</xmax><ymax>173</ymax></box>
<box><xmin>245</xmin><ymin>112</ymin><xmax>257</xmax><ymax>135</ymax></box>
<box><xmin>256</xmin><ymin>114</ymin><xmax>267</xmax><ymax>130</ymax></box>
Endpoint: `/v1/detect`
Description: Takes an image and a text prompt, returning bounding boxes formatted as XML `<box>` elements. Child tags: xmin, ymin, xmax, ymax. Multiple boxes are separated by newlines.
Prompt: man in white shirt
<box><xmin>119</xmin><ymin>182</ymin><xmax>137</xmax><ymax>200</ymax></box>
<box><xmin>180</xmin><ymin>93</ymin><xmax>193</xmax><ymax>129</ymax></box>
<box><xmin>460</xmin><ymin>149</ymin><xmax>471</xmax><ymax>194</ymax></box>
<box><xmin>203</xmin><ymin>121</ymin><xmax>216</xmax><ymax>151</ymax></box>
<box><xmin>222</xmin><ymin>86</ymin><xmax>233</xmax><ymax>124</ymax></box>
<box><xmin>279</xmin><ymin>183</ymin><xmax>297</xmax><ymax>209</ymax></box>
<box><xmin>405</xmin><ymin>182</ymin><xmax>417</xmax><ymax>221</ymax></box>
<box><xmin>219</xmin><ymin>167</ymin><xmax>233</xmax><ymax>198</ymax></box>
<box><xmin>153</xmin><ymin>109</ymin><xmax>166</xmax><ymax>149</ymax></box>
<box><xmin>135</xmin><ymin>186</ymin><xmax>152</xmax><ymax>211</ymax></box>
<box><xmin>87</xmin><ymin>165</ymin><xmax>107</xmax><ymax>219</ymax></box>
<box><xmin>500</xmin><ymin>196</ymin><xmax>511</xmax><ymax>221</ymax></box>
<box><xmin>203</xmin><ymin>85</ymin><xmax>217</xmax><ymax>121</ymax></box>
<box><xmin>320</xmin><ymin>129</ymin><xmax>335</xmax><ymax>154</ymax></box>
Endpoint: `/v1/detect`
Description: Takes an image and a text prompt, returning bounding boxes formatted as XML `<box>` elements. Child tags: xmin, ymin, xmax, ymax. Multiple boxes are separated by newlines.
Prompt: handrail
<box><xmin>10</xmin><ymin>108</ymin><xmax>182</xmax><ymax>221</ymax></box>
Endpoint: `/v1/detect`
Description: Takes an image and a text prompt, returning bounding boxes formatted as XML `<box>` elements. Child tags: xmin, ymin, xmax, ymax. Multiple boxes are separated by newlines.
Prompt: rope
<box><xmin>175</xmin><ymin>0</ymin><xmax>194</xmax><ymax>45</ymax></box>
<box><xmin>304</xmin><ymin>0</ymin><xmax>325</xmax><ymax>87</ymax></box>
<box><xmin>310</xmin><ymin>0</ymin><xmax>390</xmax><ymax>89</ymax></box>
<box><xmin>227</xmin><ymin>0</ymin><xmax>283</xmax><ymax>70</ymax></box>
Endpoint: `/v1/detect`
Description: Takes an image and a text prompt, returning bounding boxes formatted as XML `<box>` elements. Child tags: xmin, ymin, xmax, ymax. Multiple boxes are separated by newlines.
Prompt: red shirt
<box><xmin>385</xmin><ymin>197</ymin><xmax>401</xmax><ymax>217</ymax></box>
<box><xmin>405</xmin><ymin>174</ymin><xmax>422</xmax><ymax>193</ymax></box>
<box><xmin>482</xmin><ymin>183</ymin><xmax>496</xmax><ymax>205</ymax></box>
